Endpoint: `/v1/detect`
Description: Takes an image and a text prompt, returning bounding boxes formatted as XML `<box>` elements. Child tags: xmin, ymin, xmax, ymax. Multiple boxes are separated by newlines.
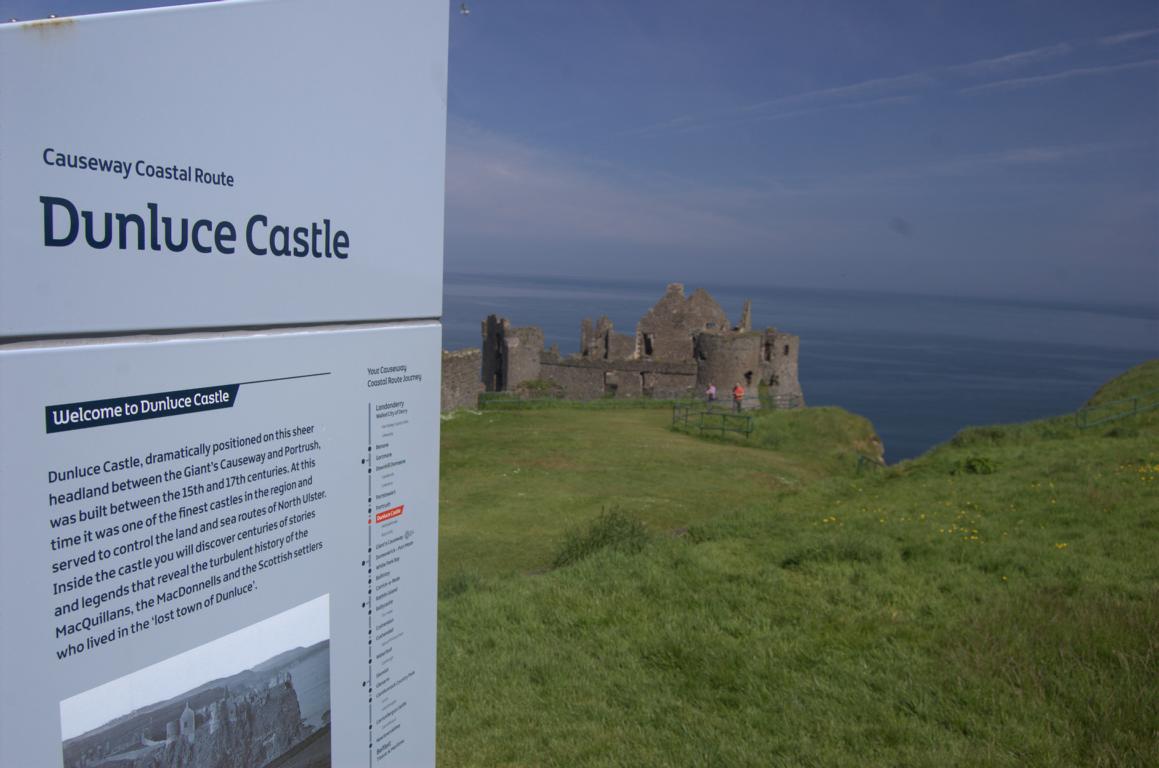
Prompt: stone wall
<box><xmin>603</xmin><ymin>369</ymin><xmax>642</xmax><ymax>398</ymax></box>
<box><xmin>441</xmin><ymin>349</ymin><xmax>482</xmax><ymax>412</ymax></box>
<box><xmin>580</xmin><ymin>316</ymin><xmax>635</xmax><ymax>362</ymax></box>
<box><xmin>538</xmin><ymin>360</ymin><xmax>605</xmax><ymax>399</ymax></box>
<box><xmin>607</xmin><ymin>330</ymin><xmax>635</xmax><ymax>361</ymax></box>
<box><xmin>539</xmin><ymin>357</ymin><xmax>696</xmax><ymax>400</ymax></box>
<box><xmin>645</xmin><ymin>371</ymin><xmax>698</xmax><ymax>399</ymax></box>
<box><xmin>636</xmin><ymin>283</ymin><xmax>729</xmax><ymax>363</ymax></box>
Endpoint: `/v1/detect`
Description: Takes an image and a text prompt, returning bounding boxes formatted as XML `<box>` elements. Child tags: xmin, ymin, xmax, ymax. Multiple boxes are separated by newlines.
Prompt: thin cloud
<box><xmin>746</xmin><ymin>41</ymin><xmax>1076</xmax><ymax>113</ymax></box>
<box><xmin>620</xmin><ymin>114</ymin><xmax>697</xmax><ymax>138</ymax></box>
<box><xmin>620</xmin><ymin>32</ymin><xmax>1146</xmax><ymax>138</ymax></box>
<box><xmin>1099</xmin><ymin>27</ymin><xmax>1159</xmax><ymax>46</ymax></box>
<box><xmin>625</xmin><ymin>94</ymin><xmax>914</xmax><ymax>138</ymax></box>
<box><xmin>799</xmin><ymin>143</ymin><xmax>1109</xmax><ymax>191</ymax></box>
<box><xmin>750</xmin><ymin>95</ymin><xmax>913</xmax><ymax>124</ymax></box>
<box><xmin>961</xmin><ymin>58</ymin><xmax>1159</xmax><ymax>94</ymax></box>
<box><xmin>934</xmin><ymin>144</ymin><xmax>1104</xmax><ymax>172</ymax></box>
<box><xmin>950</xmin><ymin>43</ymin><xmax>1072</xmax><ymax>74</ymax></box>
<box><xmin>636</xmin><ymin>41</ymin><xmax>1077</xmax><ymax>135</ymax></box>
<box><xmin>744</xmin><ymin>72</ymin><xmax>932</xmax><ymax>112</ymax></box>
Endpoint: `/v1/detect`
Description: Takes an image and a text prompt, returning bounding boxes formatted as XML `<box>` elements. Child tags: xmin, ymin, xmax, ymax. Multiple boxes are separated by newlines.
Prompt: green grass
<box><xmin>679</xmin><ymin>404</ymin><xmax>885</xmax><ymax>474</ymax></box>
<box><xmin>438</xmin><ymin>406</ymin><xmax>874</xmax><ymax>580</ymax></box>
<box><xmin>437</xmin><ymin>361</ymin><xmax>1159</xmax><ymax>767</ymax></box>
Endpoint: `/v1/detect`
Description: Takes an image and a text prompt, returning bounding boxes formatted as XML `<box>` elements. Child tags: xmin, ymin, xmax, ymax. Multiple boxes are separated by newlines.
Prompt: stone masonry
<box><xmin>442</xmin><ymin>349</ymin><xmax>484</xmax><ymax>411</ymax></box>
<box><xmin>636</xmin><ymin>283</ymin><xmax>730</xmax><ymax>362</ymax></box>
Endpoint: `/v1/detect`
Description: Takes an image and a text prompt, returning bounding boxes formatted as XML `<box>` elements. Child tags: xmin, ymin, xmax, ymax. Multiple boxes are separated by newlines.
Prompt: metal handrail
<box><xmin>672</xmin><ymin>403</ymin><xmax>754</xmax><ymax>438</ymax></box>
<box><xmin>1074</xmin><ymin>388</ymin><xmax>1159</xmax><ymax>429</ymax></box>
<box><xmin>478</xmin><ymin>393</ymin><xmax>678</xmax><ymax>410</ymax></box>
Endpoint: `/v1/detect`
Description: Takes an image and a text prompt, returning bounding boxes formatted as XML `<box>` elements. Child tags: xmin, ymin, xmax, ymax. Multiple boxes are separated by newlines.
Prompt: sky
<box><xmin>59</xmin><ymin>594</ymin><xmax>328</xmax><ymax>740</ymax></box>
<box><xmin>4</xmin><ymin>0</ymin><xmax>1158</xmax><ymax>307</ymax></box>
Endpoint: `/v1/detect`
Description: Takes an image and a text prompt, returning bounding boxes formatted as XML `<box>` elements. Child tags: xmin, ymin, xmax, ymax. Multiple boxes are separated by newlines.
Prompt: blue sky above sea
<box><xmin>5</xmin><ymin>0</ymin><xmax>1157</xmax><ymax>310</ymax></box>
<box><xmin>444</xmin><ymin>0</ymin><xmax>1157</xmax><ymax>308</ymax></box>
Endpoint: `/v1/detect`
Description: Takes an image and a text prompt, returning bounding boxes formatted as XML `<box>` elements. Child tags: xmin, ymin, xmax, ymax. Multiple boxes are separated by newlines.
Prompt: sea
<box><xmin>286</xmin><ymin>642</ymin><xmax>330</xmax><ymax>729</ymax></box>
<box><xmin>442</xmin><ymin>272</ymin><xmax>1157</xmax><ymax>463</ymax></box>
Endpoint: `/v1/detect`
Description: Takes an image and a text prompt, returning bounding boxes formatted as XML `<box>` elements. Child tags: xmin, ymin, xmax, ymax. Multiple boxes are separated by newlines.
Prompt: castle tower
<box><xmin>738</xmin><ymin>300</ymin><xmax>752</xmax><ymax>332</ymax></box>
<box><xmin>759</xmin><ymin>329</ymin><xmax>804</xmax><ymax>407</ymax></box>
<box><xmin>208</xmin><ymin>700</ymin><xmax>222</xmax><ymax>735</ymax></box>
<box><xmin>481</xmin><ymin>314</ymin><xmax>543</xmax><ymax>392</ymax></box>
<box><xmin>166</xmin><ymin>721</ymin><xmax>177</xmax><ymax>744</ymax></box>
<box><xmin>694</xmin><ymin>331</ymin><xmax>762</xmax><ymax>409</ymax></box>
<box><xmin>179</xmin><ymin>702</ymin><xmax>195</xmax><ymax>744</ymax></box>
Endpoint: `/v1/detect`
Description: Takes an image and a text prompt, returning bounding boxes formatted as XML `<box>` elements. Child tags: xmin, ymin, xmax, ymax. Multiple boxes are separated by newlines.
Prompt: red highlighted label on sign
<box><xmin>375</xmin><ymin>505</ymin><xmax>404</xmax><ymax>523</ymax></box>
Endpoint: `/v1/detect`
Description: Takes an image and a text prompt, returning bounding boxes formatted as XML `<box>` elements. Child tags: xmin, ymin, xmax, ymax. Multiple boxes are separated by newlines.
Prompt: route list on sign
<box><xmin>364</xmin><ymin>386</ymin><xmax>426</xmax><ymax>763</ymax></box>
<box><xmin>0</xmin><ymin>325</ymin><xmax>440</xmax><ymax>767</ymax></box>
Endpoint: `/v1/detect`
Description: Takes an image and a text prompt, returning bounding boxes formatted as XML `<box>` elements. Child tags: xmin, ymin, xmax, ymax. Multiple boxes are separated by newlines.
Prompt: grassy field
<box><xmin>438</xmin><ymin>404</ymin><xmax>878</xmax><ymax>582</ymax></box>
<box><xmin>436</xmin><ymin>362</ymin><xmax>1158</xmax><ymax>767</ymax></box>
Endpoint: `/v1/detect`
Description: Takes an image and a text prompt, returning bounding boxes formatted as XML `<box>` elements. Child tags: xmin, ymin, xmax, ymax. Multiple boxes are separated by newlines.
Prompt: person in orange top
<box><xmin>732</xmin><ymin>382</ymin><xmax>745</xmax><ymax>412</ymax></box>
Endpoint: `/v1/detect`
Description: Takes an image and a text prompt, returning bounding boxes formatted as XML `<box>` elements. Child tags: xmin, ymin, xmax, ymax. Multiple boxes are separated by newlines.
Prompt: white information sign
<box><xmin>2</xmin><ymin>2</ymin><xmax>448</xmax><ymax>766</ymax></box>
<box><xmin>0</xmin><ymin>323</ymin><xmax>441</xmax><ymax>767</ymax></box>
<box><xmin>0</xmin><ymin>0</ymin><xmax>448</xmax><ymax>336</ymax></box>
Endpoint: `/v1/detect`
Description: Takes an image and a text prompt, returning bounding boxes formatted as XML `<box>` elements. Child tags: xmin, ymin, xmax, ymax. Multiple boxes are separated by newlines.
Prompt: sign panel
<box><xmin>0</xmin><ymin>0</ymin><xmax>447</xmax><ymax>336</ymax></box>
<box><xmin>0</xmin><ymin>323</ymin><xmax>441</xmax><ymax>766</ymax></box>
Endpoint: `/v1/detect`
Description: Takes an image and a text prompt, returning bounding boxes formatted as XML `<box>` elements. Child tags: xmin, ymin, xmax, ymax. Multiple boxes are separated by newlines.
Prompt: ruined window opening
<box><xmin>763</xmin><ymin>342</ymin><xmax>773</xmax><ymax>362</ymax></box>
<box><xmin>604</xmin><ymin>371</ymin><xmax>618</xmax><ymax>397</ymax></box>
<box><xmin>643</xmin><ymin>333</ymin><xmax>655</xmax><ymax>356</ymax></box>
<box><xmin>783</xmin><ymin>344</ymin><xmax>790</xmax><ymax>356</ymax></box>
<box><xmin>493</xmin><ymin>348</ymin><xmax>505</xmax><ymax>391</ymax></box>
<box><xmin>744</xmin><ymin>371</ymin><xmax>753</xmax><ymax>387</ymax></box>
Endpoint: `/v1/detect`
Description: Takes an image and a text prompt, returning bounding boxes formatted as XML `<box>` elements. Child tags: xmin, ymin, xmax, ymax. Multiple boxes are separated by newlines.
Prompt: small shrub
<box><xmin>685</xmin><ymin>525</ymin><xmax>715</xmax><ymax>544</ymax></box>
<box><xmin>552</xmin><ymin>508</ymin><xmax>649</xmax><ymax>569</ymax></box>
<box><xmin>950</xmin><ymin>427</ymin><xmax>1007</xmax><ymax>448</ymax></box>
<box><xmin>952</xmin><ymin>455</ymin><xmax>996</xmax><ymax>475</ymax></box>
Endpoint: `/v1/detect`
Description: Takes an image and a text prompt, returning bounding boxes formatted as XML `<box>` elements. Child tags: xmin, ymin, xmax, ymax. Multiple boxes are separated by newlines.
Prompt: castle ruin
<box><xmin>469</xmin><ymin>283</ymin><xmax>804</xmax><ymax>408</ymax></box>
<box><xmin>67</xmin><ymin>672</ymin><xmax>309</xmax><ymax>768</ymax></box>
